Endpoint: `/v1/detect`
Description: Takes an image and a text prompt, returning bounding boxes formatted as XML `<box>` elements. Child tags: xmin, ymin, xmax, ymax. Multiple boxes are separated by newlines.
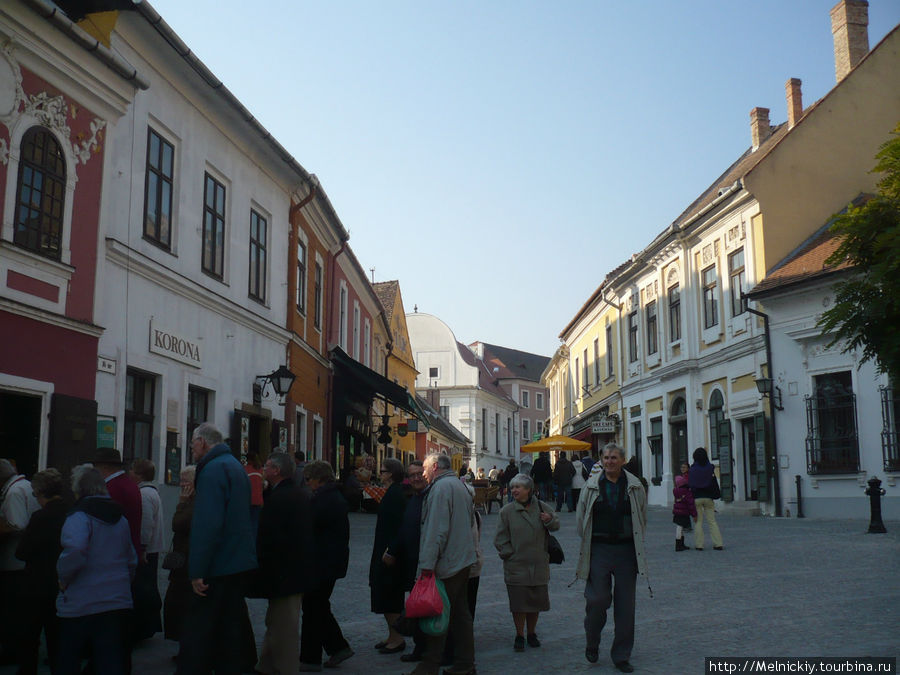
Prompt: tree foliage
<box><xmin>819</xmin><ymin>122</ymin><xmax>900</xmax><ymax>382</ymax></box>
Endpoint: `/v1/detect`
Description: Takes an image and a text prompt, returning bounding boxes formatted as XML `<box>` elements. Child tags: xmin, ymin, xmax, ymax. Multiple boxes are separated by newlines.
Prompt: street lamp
<box><xmin>255</xmin><ymin>365</ymin><xmax>296</xmax><ymax>399</ymax></box>
<box><xmin>755</xmin><ymin>377</ymin><xmax>784</xmax><ymax>411</ymax></box>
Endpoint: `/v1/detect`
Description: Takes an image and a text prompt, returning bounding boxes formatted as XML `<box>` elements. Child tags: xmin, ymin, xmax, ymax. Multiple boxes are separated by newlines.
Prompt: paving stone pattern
<box><xmin>6</xmin><ymin>508</ymin><xmax>897</xmax><ymax>674</ymax></box>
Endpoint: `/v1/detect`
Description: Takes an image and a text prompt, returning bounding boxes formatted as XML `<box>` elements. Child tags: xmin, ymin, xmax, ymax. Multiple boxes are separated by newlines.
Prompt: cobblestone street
<box><xmin>5</xmin><ymin>507</ymin><xmax>897</xmax><ymax>674</ymax></box>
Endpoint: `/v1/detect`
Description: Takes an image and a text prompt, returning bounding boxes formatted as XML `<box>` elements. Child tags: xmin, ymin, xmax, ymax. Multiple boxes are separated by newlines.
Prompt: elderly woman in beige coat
<box><xmin>494</xmin><ymin>473</ymin><xmax>560</xmax><ymax>653</ymax></box>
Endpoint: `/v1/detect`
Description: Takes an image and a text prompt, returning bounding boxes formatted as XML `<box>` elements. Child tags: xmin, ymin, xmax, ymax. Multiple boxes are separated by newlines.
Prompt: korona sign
<box><xmin>149</xmin><ymin>319</ymin><xmax>202</xmax><ymax>368</ymax></box>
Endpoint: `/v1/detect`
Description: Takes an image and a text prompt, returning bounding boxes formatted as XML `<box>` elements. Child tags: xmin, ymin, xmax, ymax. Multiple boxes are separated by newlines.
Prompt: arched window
<box><xmin>708</xmin><ymin>389</ymin><xmax>724</xmax><ymax>460</ymax></box>
<box><xmin>14</xmin><ymin>127</ymin><xmax>66</xmax><ymax>260</ymax></box>
<box><xmin>671</xmin><ymin>396</ymin><xmax>687</xmax><ymax>418</ymax></box>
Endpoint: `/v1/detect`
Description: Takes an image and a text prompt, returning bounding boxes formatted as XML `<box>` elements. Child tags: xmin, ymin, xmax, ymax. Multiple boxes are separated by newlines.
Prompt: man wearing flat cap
<box><xmin>92</xmin><ymin>448</ymin><xmax>142</xmax><ymax>559</ymax></box>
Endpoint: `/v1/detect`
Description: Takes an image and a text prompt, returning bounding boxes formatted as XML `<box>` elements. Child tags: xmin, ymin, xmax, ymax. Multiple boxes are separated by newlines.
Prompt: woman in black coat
<box><xmin>15</xmin><ymin>469</ymin><xmax>69</xmax><ymax>675</ymax></box>
<box><xmin>368</xmin><ymin>458</ymin><xmax>408</xmax><ymax>654</ymax></box>
<box><xmin>163</xmin><ymin>466</ymin><xmax>195</xmax><ymax>643</ymax></box>
<box><xmin>299</xmin><ymin>461</ymin><xmax>354</xmax><ymax>670</ymax></box>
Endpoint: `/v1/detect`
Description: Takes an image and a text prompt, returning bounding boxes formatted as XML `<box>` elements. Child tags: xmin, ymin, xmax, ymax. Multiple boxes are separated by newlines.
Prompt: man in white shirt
<box><xmin>0</xmin><ymin>459</ymin><xmax>40</xmax><ymax>663</ymax></box>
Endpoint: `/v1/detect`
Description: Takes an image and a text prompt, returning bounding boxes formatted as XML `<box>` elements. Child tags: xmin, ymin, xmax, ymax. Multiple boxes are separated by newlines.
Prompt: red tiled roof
<box><xmin>749</xmin><ymin>229</ymin><xmax>850</xmax><ymax>296</ymax></box>
<box><xmin>372</xmin><ymin>280</ymin><xmax>399</xmax><ymax>321</ymax></box>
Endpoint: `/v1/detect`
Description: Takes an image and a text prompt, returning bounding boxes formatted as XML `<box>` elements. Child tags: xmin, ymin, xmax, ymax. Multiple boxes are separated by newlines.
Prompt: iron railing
<box><xmin>805</xmin><ymin>391</ymin><xmax>860</xmax><ymax>474</ymax></box>
<box><xmin>881</xmin><ymin>386</ymin><xmax>900</xmax><ymax>472</ymax></box>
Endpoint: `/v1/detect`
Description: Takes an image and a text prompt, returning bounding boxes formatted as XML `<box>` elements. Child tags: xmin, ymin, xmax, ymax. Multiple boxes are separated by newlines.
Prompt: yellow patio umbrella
<box><xmin>520</xmin><ymin>434</ymin><xmax>591</xmax><ymax>455</ymax></box>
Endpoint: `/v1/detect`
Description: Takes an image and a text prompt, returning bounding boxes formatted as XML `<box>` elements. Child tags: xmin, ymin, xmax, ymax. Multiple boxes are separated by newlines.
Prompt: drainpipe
<box><xmin>325</xmin><ymin>230</ymin><xmax>349</xmax><ymax>471</ymax></box>
<box><xmin>745</xmin><ymin>305</ymin><xmax>783</xmax><ymax>517</ymax></box>
<box><xmin>383</xmin><ymin>342</ymin><xmax>393</xmax><ymax>457</ymax></box>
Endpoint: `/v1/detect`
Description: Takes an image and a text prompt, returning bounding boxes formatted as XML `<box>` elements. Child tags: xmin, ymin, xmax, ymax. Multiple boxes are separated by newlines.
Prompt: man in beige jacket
<box><xmin>575</xmin><ymin>444</ymin><xmax>648</xmax><ymax>674</ymax></box>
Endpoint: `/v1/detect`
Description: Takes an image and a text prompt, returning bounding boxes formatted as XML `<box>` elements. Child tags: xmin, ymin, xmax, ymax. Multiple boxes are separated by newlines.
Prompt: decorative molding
<box><xmin>702</xmin><ymin>243</ymin><xmax>714</xmax><ymax>266</ymax></box>
<box><xmin>72</xmin><ymin>118</ymin><xmax>106</xmax><ymax>165</ymax></box>
<box><xmin>24</xmin><ymin>91</ymin><xmax>70</xmax><ymax>138</ymax></box>
<box><xmin>666</xmin><ymin>265</ymin><xmax>679</xmax><ymax>287</ymax></box>
<box><xmin>645</xmin><ymin>280</ymin><xmax>658</xmax><ymax>302</ymax></box>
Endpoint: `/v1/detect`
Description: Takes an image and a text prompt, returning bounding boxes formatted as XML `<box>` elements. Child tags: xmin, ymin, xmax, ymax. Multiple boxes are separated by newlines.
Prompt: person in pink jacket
<box><xmin>672</xmin><ymin>468</ymin><xmax>696</xmax><ymax>552</ymax></box>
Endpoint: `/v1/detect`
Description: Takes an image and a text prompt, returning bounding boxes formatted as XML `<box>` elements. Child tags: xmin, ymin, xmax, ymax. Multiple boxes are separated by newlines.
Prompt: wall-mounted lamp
<box><xmin>255</xmin><ymin>365</ymin><xmax>296</xmax><ymax>401</ymax></box>
<box><xmin>755</xmin><ymin>377</ymin><xmax>783</xmax><ymax>411</ymax></box>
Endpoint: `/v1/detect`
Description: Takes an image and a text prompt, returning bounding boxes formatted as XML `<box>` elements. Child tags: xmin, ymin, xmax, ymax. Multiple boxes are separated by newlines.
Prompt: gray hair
<box><xmin>267</xmin><ymin>452</ymin><xmax>295</xmax><ymax>478</ymax></box>
<box><xmin>31</xmin><ymin>468</ymin><xmax>64</xmax><ymax>499</ymax></box>
<box><xmin>303</xmin><ymin>460</ymin><xmax>335</xmax><ymax>484</ymax></box>
<box><xmin>71</xmin><ymin>464</ymin><xmax>108</xmax><ymax>500</ymax></box>
<box><xmin>508</xmin><ymin>473</ymin><xmax>534</xmax><ymax>493</ymax></box>
<box><xmin>180</xmin><ymin>465</ymin><xmax>196</xmax><ymax>481</ymax></box>
<box><xmin>425</xmin><ymin>453</ymin><xmax>452</xmax><ymax>471</ymax></box>
<box><xmin>603</xmin><ymin>443</ymin><xmax>626</xmax><ymax>460</ymax></box>
<box><xmin>193</xmin><ymin>422</ymin><xmax>223</xmax><ymax>446</ymax></box>
<box><xmin>0</xmin><ymin>459</ymin><xmax>16</xmax><ymax>484</ymax></box>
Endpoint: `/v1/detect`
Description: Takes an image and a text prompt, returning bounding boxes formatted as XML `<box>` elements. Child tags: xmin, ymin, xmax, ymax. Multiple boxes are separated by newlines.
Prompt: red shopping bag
<box><xmin>405</xmin><ymin>572</ymin><xmax>443</xmax><ymax>618</ymax></box>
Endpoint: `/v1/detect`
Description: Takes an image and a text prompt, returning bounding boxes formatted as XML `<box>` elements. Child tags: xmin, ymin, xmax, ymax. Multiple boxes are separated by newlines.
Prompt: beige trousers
<box><xmin>693</xmin><ymin>498</ymin><xmax>723</xmax><ymax>549</ymax></box>
<box><xmin>257</xmin><ymin>593</ymin><xmax>302</xmax><ymax>674</ymax></box>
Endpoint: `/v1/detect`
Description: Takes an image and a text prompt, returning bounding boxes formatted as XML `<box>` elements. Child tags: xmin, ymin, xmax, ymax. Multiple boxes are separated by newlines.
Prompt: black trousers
<box><xmin>56</xmin><ymin>609</ymin><xmax>131</xmax><ymax>675</ymax></box>
<box><xmin>18</xmin><ymin>590</ymin><xmax>59</xmax><ymax>675</ymax></box>
<box><xmin>300</xmin><ymin>578</ymin><xmax>350</xmax><ymax>665</ymax></box>
<box><xmin>176</xmin><ymin>574</ymin><xmax>256</xmax><ymax>674</ymax></box>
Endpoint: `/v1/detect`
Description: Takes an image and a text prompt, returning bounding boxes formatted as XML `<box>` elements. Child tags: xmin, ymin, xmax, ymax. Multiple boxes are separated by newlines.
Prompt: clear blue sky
<box><xmin>148</xmin><ymin>0</ymin><xmax>900</xmax><ymax>358</ymax></box>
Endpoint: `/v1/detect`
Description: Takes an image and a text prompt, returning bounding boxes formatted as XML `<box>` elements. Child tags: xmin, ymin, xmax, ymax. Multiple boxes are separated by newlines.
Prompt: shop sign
<box><xmin>149</xmin><ymin>320</ymin><xmax>201</xmax><ymax>368</ymax></box>
<box><xmin>97</xmin><ymin>417</ymin><xmax>116</xmax><ymax>448</ymax></box>
<box><xmin>591</xmin><ymin>417</ymin><xmax>616</xmax><ymax>434</ymax></box>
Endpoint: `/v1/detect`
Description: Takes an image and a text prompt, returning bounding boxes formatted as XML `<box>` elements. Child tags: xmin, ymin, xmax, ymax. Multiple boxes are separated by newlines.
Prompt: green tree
<box><xmin>819</xmin><ymin>122</ymin><xmax>900</xmax><ymax>382</ymax></box>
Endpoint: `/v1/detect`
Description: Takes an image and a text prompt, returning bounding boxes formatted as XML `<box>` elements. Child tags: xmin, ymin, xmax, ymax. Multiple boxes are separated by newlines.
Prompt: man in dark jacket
<box><xmin>530</xmin><ymin>452</ymin><xmax>553</xmax><ymax>502</ymax></box>
<box><xmin>256</xmin><ymin>452</ymin><xmax>314</xmax><ymax>674</ymax></box>
<box><xmin>553</xmin><ymin>451</ymin><xmax>577</xmax><ymax>512</ymax></box>
<box><xmin>177</xmin><ymin>422</ymin><xmax>257</xmax><ymax>675</ymax></box>
<box><xmin>300</xmin><ymin>460</ymin><xmax>354</xmax><ymax>671</ymax></box>
<box><xmin>384</xmin><ymin>460</ymin><xmax>427</xmax><ymax>663</ymax></box>
<box><xmin>501</xmin><ymin>459</ymin><xmax>518</xmax><ymax>503</ymax></box>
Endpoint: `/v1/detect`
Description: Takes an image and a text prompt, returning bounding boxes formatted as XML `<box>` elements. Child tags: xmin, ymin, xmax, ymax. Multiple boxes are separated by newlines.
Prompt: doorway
<box><xmin>0</xmin><ymin>391</ymin><xmax>42</xmax><ymax>477</ymax></box>
<box><xmin>741</xmin><ymin>418</ymin><xmax>758</xmax><ymax>501</ymax></box>
<box><xmin>669</xmin><ymin>396</ymin><xmax>688</xmax><ymax>475</ymax></box>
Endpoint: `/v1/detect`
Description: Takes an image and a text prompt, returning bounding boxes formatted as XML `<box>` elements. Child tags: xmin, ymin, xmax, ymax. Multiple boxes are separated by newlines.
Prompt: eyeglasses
<box><xmin>380</xmin><ymin>469</ymin><xmax>390</xmax><ymax>473</ymax></box>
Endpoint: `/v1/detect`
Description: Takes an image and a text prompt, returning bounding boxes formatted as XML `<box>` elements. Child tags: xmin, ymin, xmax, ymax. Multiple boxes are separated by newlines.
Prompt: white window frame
<box><xmin>536</xmin><ymin>392</ymin><xmax>543</xmax><ymax>411</ymax></box>
<box><xmin>363</xmin><ymin>318</ymin><xmax>371</xmax><ymax>367</ymax></box>
<box><xmin>338</xmin><ymin>281</ymin><xmax>348</xmax><ymax>351</ymax></box>
<box><xmin>521</xmin><ymin>390</ymin><xmax>529</xmax><ymax>408</ymax></box>
<box><xmin>352</xmin><ymin>301</ymin><xmax>360</xmax><ymax>360</ymax></box>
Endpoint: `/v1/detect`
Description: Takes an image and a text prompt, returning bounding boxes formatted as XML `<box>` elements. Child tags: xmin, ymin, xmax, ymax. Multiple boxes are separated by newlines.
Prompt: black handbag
<box><xmin>538</xmin><ymin>501</ymin><xmax>564</xmax><ymax>564</ymax></box>
<box><xmin>161</xmin><ymin>550</ymin><xmax>186</xmax><ymax>571</ymax></box>
<box><xmin>709</xmin><ymin>475</ymin><xmax>722</xmax><ymax>500</ymax></box>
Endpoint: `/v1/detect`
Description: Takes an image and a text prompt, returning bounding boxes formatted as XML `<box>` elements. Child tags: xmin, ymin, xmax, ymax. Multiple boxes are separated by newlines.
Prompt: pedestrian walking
<box><xmin>14</xmin><ymin>468</ymin><xmax>68</xmax><ymax>674</ymax></box>
<box><xmin>130</xmin><ymin>458</ymin><xmax>164</xmax><ymax>640</ymax></box>
<box><xmin>575</xmin><ymin>443</ymin><xmax>649</xmax><ymax>673</ymax></box>
<box><xmin>0</xmin><ymin>458</ymin><xmax>40</xmax><ymax>665</ymax></box>
<box><xmin>494</xmin><ymin>473</ymin><xmax>560</xmax><ymax>653</ymax></box>
<box><xmin>530</xmin><ymin>452</ymin><xmax>553</xmax><ymax>502</ymax></box>
<box><xmin>177</xmin><ymin>422</ymin><xmax>258</xmax><ymax>675</ymax></box>
<box><xmin>571</xmin><ymin>453</ymin><xmax>587</xmax><ymax>507</ymax></box>
<box><xmin>254</xmin><ymin>452</ymin><xmax>315</xmax><ymax>675</ymax></box>
<box><xmin>553</xmin><ymin>451</ymin><xmax>577</xmax><ymax>512</ymax></box>
<box><xmin>672</xmin><ymin>470</ymin><xmax>696</xmax><ymax>551</ymax></box>
<box><xmin>55</xmin><ymin>465</ymin><xmax>137</xmax><ymax>675</ymax></box>
<box><xmin>300</xmin><ymin>460</ymin><xmax>354</xmax><ymax>671</ymax></box>
<box><xmin>370</xmin><ymin>458</ymin><xmax>408</xmax><ymax>655</ymax></box>
<box><xmin>501</xmin><ymin>458</ymin><xmax>518</xmax><ymax>503</ymax></box>
<box><xmin>163</xmin><ymin>466</ymin><xmax>195</xmax><ymax>648</ymax></box>
<box><xmin>406</xmin><ymin>453</ymin><xmax>477</xmax><ymax>675</ymax></box>
<box><xmin>689</xmin><ymin>447</ymin><xmax>724</xmax><ymax>551</ymax></box>
<box><xmin>383</xmin><ymin>461</ymin><xmax>427</xmax><ymax>664</ymax></box>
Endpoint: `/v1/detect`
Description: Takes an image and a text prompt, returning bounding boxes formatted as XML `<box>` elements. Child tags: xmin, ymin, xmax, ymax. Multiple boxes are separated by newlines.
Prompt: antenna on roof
<box><xmin>370</xmin><ymin>268</ymin><xmax>375</xmax><ymax>283</ymax></box>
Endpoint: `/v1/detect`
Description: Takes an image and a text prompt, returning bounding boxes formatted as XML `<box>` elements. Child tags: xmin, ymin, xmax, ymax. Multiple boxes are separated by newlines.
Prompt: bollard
<box><xmin>795</xmin><ymin>475</ymin><xmax>804</xmax><ymax>518</ymax></box>
<box><xmin>864</xmin><ymin>476</ymin><xmax>887</xmax><ymax>534</ymax></box>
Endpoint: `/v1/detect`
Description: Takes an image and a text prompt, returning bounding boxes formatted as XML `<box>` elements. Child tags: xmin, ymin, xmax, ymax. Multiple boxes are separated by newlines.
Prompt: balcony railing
<box><xmin>881</xmin><ymin>386</ymin><xmax>900</xmax><ymax>472</ymax></box>
<box><xmin>805</xmin><ymin>391</ymin><xmax>860</xmax><ymax>474</ymax></box>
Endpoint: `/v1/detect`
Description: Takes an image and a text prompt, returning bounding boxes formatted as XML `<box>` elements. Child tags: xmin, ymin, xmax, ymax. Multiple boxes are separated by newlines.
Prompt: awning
<box><xmin>330</xmin><ymin>347</ymin><xmax>428</xmax><ymax>426</ymax></box>
<box><xmin>570</xmin><ymin>427</ymin><xmax>593</xmax><ymax>443</ymax></box>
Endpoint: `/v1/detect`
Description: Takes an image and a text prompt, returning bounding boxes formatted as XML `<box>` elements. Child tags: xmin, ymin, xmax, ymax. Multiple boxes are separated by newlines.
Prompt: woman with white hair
<box><xmin>493</xmin><ymin>473</ymin><xmax>559</xmax><ymax>652</ymax></box>
<box><xmin>55</xmin><ymin>465</ymin><xmax>137</xmax><ymax>675</ymax></box>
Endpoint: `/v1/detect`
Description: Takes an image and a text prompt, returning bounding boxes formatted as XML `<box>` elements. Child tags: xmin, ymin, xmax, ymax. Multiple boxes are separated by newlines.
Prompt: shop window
<box><xmin>125</xmin><ymin>369</ymin><xmax>156</xmax><ymax>463</ymax></box>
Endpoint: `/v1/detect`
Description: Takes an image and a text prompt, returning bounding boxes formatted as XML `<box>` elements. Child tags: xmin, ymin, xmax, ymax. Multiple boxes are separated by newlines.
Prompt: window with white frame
<box><xmin>702</xmin><ymin>265</ymin><xmax>719</xmax><ymax>329</ymax></box>
<box><xmin>363</xmin><ymin>319</ymin><xmax>371</xmax><ymax>367</ymax></box>
<box><xmin>202</xmin><ymin>172</ymin><xmax>226</xmax><ymax>279</ymax></box>
<box><xmin>583</xmin><ymin>348</ymin><xmax>589</xmax><ymax>388</ymax></box>
<box><xmin>729</xmin><ymin>248</ymin><xmax>747</xmax><ymax>317</ymax></box>
<box><xmin>521</xmin><ymin>390</ymin><xmax>529</xmax><ymax>408</ymax></box>
<box><xmin>296</xmin><ymin>238</ymin><xmax>307</xmax><ymax>313</ymax></box>
<box><xmin>594</xmin><ymin>338</ymin><xmax>601</xmax><ymax>384</ymax></box>
<box><xmin>668</xmin><ymin>284</ymin><xmax>681</xmax><ymax>342</ymax></box>
<box><xmin>15</xmin><ymin>127</ymin><xmax>66</xmax><ymax>260</ymax></box>
<box><xmin>338</xmin><ymin>282</ymin><xmax>348</xmax><ymax>350</ymax></box>
<box><xmin>313</xmin><ymin>258</ymin><xmax>323</xmax><ymax>330</ymax></box>
<box><xmin>536</xmin><ymin>392</ymin><xmax>543</xmax><ymax>410</ymax></box>
<box><xmin>646</xmin><ymin>300</ymin><xmax>658</xmax><ymax>355</ymax></box>
<box><xmin>537</xmin><ymin>420</ymin><xmax>543</xmax><ymax>435</ymax></box>
<box><xmin>249</xmin><ymin>210</ymin><xmax>267</xmax><ymax>303</ymax></box>
<box><xmin>606</xmin><ymin>324</ymin><xmax>614</xmax><ymax>376</ymax></box>
<box><xmin>312</xmin><ymin>417</ymin><xmax>323</xmax><ymax>460</ymax></box>
<box><xmin>429</xmin><ymin>367</ymin><xmax>439</xmax><ymax>379</ymax></box>
<box><xmin>143</xmin><ymin>127</ymin><xmax>174</xmax><ymax>250</ymax></box>
<box><xmin>352</xmin><ymin>302</ymin><xmax>360</xmax><ymax>360</ymax></box>
<box><xmin>628</xmin><ymin>311</ymin><xmax>639</xmax><ymax>363</ymax></box>
<box><xmin>575</xmin><ymin>357</ymin><xmax>580</xmax><ymax>394</ymax></box>
<box><xmin>522</xmin><ymin>418</ymin><xmax>530</xmax><ymax>442</ymax></box>
<box><xmin>296</xmin><ymin>409</ymin><xmax>308</xmax><ymax>457</ymax></box>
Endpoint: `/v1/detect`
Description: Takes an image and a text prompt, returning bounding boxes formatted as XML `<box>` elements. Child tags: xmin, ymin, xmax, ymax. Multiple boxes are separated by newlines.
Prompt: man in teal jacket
<box><xmin>177</xmin><ymin>422</ymin><xmax>257</xmax><ymax>674</ymax></box>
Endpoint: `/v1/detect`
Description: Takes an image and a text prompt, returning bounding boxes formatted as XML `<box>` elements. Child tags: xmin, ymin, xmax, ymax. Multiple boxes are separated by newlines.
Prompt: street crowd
<box><xmin>0</xmin><ymin>425</ymin><xmax>727</xmax><ymax>674</ymax></box>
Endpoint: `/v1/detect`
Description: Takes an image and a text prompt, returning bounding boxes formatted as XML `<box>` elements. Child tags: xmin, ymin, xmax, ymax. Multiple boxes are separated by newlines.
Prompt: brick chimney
<box><xmin>831</xmin><ymin>0</ymin><xmax>869</xmax><ymax>83</ymax></box>
<box><xmin>786</xmin><ymin>78</ymin><xmax>803</xmax><ymax>128</ymax></box>
<box><xmin>750</xmin><ymin>107</ymin><xmax>771</xmax><ymax>151</ymax></box>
